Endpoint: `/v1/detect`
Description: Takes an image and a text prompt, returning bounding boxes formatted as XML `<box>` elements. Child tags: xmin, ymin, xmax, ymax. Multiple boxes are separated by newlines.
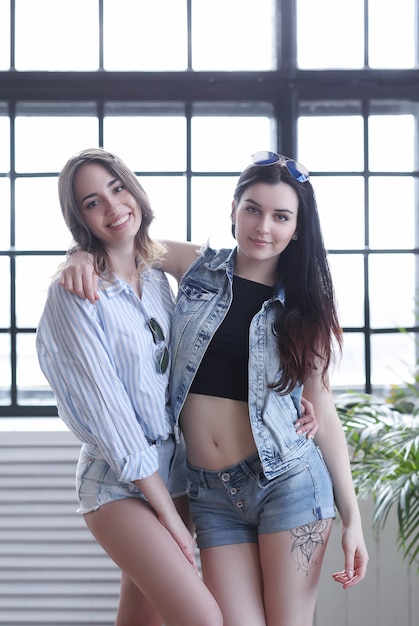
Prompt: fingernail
<box><xmin>347</xmin><ymin>570</ymin><xmax>354</xmax><ymax>578</ymax></box>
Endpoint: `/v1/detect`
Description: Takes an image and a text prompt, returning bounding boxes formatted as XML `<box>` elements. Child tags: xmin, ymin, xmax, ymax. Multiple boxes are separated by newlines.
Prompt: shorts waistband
<box><xmin>186</xmin><ymin>453</ymin><xmax>261</xmax><ymax>486</ymax></box>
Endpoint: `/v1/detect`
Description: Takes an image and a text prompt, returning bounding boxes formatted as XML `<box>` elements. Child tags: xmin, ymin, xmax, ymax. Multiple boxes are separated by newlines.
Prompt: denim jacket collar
<box><xmin>203</xmin><ymin>246</ymin><xmax>286</xmax><ymax>306</ymax></box>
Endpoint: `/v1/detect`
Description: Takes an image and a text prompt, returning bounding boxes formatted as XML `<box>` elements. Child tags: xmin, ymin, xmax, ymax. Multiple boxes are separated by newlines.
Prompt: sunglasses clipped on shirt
<box><xmin>148</xmin><ymin>317</ymin><xmax>169</xmax><ymax>374</ymax></box>
<box><xmin>252</xmin><ymin>150</ymin><xmax>310</xmax><ymax>183</ymax></box>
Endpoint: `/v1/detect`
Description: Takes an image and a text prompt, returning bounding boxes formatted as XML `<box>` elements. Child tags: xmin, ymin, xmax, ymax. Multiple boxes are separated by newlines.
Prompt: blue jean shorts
<box><xmin>76</xmin><ymin>435</ymin><xmax>187</xmax><ymax>514</ymax></box>
<box><xmin>186</xmin><ymin>444</ymin><xmax>335</xmax><ymax>549</ymax></box>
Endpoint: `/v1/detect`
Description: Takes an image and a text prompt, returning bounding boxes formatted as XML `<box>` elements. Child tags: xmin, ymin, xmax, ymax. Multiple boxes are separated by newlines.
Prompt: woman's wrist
<box><xmin>66</xmin><ymin>244</ymin><xmax>81</xmax><ymax>258</ymax></box>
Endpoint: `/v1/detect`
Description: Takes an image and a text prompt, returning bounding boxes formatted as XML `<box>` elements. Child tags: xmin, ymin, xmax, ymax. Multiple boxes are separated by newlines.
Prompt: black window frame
<box><xmin>1</xmin><ymin>0</ymin><xmax>419</xmax><ymax>417</ymax></box>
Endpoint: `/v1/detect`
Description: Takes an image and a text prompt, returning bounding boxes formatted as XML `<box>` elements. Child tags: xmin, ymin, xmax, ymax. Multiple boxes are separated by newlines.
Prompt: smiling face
<box><xmin>73</xmin><ymin>161</ymin><xmax>142</xmax><ymax>251</ymax></box>
<box><xmin>231</xmin><ymin>181</ymin><xmax>298</xmax><ymax>279</ymax></box>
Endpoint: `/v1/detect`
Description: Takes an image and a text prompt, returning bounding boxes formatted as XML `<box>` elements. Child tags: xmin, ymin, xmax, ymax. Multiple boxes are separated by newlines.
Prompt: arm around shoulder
<box><xmin>60</xmin><ymin>248</ymin><xmax>98</xmax><ymax>303</ymax></box>
<box><xmin>159</xmin><ymin>240</ymin><xmax>202</xmax><ymax>282</ymax></box>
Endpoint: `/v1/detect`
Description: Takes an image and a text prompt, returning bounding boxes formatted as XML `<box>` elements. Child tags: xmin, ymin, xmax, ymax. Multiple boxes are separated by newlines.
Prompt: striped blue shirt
<box><xmin>36</xmin><ymin>267</ymin><xmax>175</xmax><ymax>484</ymax></box>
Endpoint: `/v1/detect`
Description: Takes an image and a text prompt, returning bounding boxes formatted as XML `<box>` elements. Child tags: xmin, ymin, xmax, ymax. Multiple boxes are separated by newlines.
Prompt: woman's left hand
<box><xmin>158</xmin><ymin>509</ymin><xmax>199</xmax><ymax>574</ymax></box>
<box><xmin>332</xmin><ymin>524</ymin><xmax>369</xmax><ymax>588</ymax></box>
<box><xmin>295</xmin><ymin>396</ymin><xmax>318</xmax><ymax>439</ymax></box>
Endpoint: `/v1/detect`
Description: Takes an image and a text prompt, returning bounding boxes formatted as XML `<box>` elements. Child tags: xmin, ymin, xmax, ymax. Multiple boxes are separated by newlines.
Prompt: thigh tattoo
<box><xmin>288</xmin><ymin>520</ymin><xmax>330</xmax><ymax>574</ymax></box>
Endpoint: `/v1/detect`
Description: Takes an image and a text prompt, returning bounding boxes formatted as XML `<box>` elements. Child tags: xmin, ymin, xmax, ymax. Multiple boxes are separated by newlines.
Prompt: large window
<box><xmin>1</xmin><ymin>0</ymin><xmax>418</xmax><ymax>416</ymax></box>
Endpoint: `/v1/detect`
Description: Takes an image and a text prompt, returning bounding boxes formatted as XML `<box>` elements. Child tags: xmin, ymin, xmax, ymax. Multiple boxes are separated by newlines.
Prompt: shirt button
<box><xmin>236</xmin><ymin>501</ymin><xmax>244</xmax><ymax>508</ymax></box>
<box><xmin>221</xmin><ymin>472</ymin><xmax>230</xmax><ymax>482</ymax></box>
<box><xmin>229</xmin><ymin>487</ymin><xmax>237</xmax><ymax>495</ymax></box>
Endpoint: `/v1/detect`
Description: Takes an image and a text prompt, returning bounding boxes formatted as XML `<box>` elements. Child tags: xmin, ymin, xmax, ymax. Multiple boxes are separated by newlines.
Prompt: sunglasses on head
<box><xmin>251</xmin><ymin>151</ymin><xmax>310</xmax><ymax>183</ymax></box>
<box><xmin>148</xmin><ymin>317</ymin><xmax>169</xmax><ymax>374</ymax></box>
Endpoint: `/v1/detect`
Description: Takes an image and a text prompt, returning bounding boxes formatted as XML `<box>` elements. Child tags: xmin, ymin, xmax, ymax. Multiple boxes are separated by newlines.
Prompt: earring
<box><xmin>292</xmin><ymin>234</ymin><xmax>298</xmax><ymax>240</ymax></box>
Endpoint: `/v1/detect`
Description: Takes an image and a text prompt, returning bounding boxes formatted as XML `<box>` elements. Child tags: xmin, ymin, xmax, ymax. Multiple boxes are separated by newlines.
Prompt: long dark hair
<box><xmin>58</xmin><ymin>148</ymin><xmax>166</xmax><ymax>276</ymax></box>
<box><xmin>233</xmin><ymin>162</ymin><xmax>342</xmax><ymax>392</ymax></box>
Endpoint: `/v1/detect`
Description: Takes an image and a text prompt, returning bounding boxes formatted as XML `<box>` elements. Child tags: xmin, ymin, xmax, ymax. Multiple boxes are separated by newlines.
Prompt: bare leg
<box><xmin>116</xmin><ymin>572</ymin><xmax>161</xmax><ymax>626</ymax></box>
<box><xmin>200</xmin><ymin>519</ymin><xmax>332</xmax><ymax>626</ymax></box>
<box><xmin>114</xmin><ymin>495</ymin><xmax>195</xmax><ymax>626</ymax></box>
<box><xmin>84</xmin><ymin>498</ymin><xmax>222</xmax><ymax>626</ymax></box>
<box><xmin>200</xmin><ymin>543</ymin><xmax>266</xmax><ymax>626</ymax></box>
<box><xmin>259</xmin><ymin>519</ymin><xmax>333</xmax><ymax>626</ymax></box>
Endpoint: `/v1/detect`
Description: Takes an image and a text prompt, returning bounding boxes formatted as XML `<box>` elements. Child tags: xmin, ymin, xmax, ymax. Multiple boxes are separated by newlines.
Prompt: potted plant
<box><xmin>335</xmin><ymin>375</ymin><xmax>419</xmax><ymax>571</ymax></box>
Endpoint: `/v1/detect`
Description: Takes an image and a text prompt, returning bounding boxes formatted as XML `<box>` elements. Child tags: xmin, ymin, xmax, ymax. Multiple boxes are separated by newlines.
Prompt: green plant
<box><xmin>335</xmin><ymin>387</ymin><xmax>419</xmax><ymax>571</ymax></box>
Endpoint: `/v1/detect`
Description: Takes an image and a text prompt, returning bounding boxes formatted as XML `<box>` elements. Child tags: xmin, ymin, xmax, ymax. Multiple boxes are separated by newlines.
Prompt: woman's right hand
<box><xmin>59</xmin><ymin>250</ymin><xmax>99</xmax><ymax>304</ymax></box>
<box><xmin>295</xmin><ymin>396</ymin><xmax>318</xmax><ymax>439</ymax></box>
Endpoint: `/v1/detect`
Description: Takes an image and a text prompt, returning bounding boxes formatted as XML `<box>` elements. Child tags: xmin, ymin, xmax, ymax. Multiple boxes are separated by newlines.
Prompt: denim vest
<box><xmin>170</xmin><ymin>246</ymin><xmax>312</xmax><ymax>480</ymax></box>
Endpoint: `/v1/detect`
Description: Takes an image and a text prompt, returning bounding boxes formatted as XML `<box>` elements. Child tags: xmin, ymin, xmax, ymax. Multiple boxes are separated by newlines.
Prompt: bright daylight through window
<box><xmin>0</xmin><ymin>0</ymin><xmax>418</xmax><ymax>417</ymax></box>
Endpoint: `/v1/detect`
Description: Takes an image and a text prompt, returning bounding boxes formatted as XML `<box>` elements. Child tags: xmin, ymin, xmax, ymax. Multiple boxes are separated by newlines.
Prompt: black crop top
<box><xmin>189</xmin><ymin>275</ymin><xmax>273</xmax><ymax>401</ymax></box>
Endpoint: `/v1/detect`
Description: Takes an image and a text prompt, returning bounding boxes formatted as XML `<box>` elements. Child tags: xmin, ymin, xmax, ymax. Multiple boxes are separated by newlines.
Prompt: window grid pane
<box><xmin>1</xmin><ymin>0</ymin><xmax>419</xmax><ymax>416</ymax></box>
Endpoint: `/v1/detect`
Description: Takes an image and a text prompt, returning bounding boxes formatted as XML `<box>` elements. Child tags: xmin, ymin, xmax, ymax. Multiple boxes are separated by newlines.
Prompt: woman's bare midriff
<box><xmin>180</xmin><ymin>393</ymin><xmax>258</xmax><ymax>470</ymax></box>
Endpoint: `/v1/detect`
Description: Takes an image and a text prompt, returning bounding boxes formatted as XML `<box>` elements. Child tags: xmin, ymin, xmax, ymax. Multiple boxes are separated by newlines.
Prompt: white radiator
<box><xmin>0</xmin><ymin>429</ymin><xmax>120</xmax><ymax>626</ymax></box>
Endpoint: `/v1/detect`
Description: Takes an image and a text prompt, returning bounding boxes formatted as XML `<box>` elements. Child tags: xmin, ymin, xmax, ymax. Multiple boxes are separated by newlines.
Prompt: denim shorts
<box><xmin>76</xmin><ymin>436</ymin><xmax>187</xmax><ymax>514</ymax></box>
<box><xmin>186</xmin><ymin>444</ymin><xmax>335</xmax><ymax>549</ymax></box>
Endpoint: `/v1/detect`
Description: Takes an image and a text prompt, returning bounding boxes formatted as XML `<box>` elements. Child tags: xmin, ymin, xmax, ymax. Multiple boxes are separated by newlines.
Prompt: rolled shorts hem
<box><xmin>198</xmin><ymin>517</ymin><xmax>336</xmax><ymax>549</ymax></box>
<box><xmin>76</xmin><ymin>435</ymin><xmax>187</xmax><ymax>514</ymax></box>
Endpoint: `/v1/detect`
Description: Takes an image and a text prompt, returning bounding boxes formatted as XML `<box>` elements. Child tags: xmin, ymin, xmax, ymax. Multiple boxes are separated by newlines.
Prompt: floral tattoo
<box><xmin>289</xmin><ymin>520</ymin><xmax>329</xmax><ymax>573</ymax></box>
